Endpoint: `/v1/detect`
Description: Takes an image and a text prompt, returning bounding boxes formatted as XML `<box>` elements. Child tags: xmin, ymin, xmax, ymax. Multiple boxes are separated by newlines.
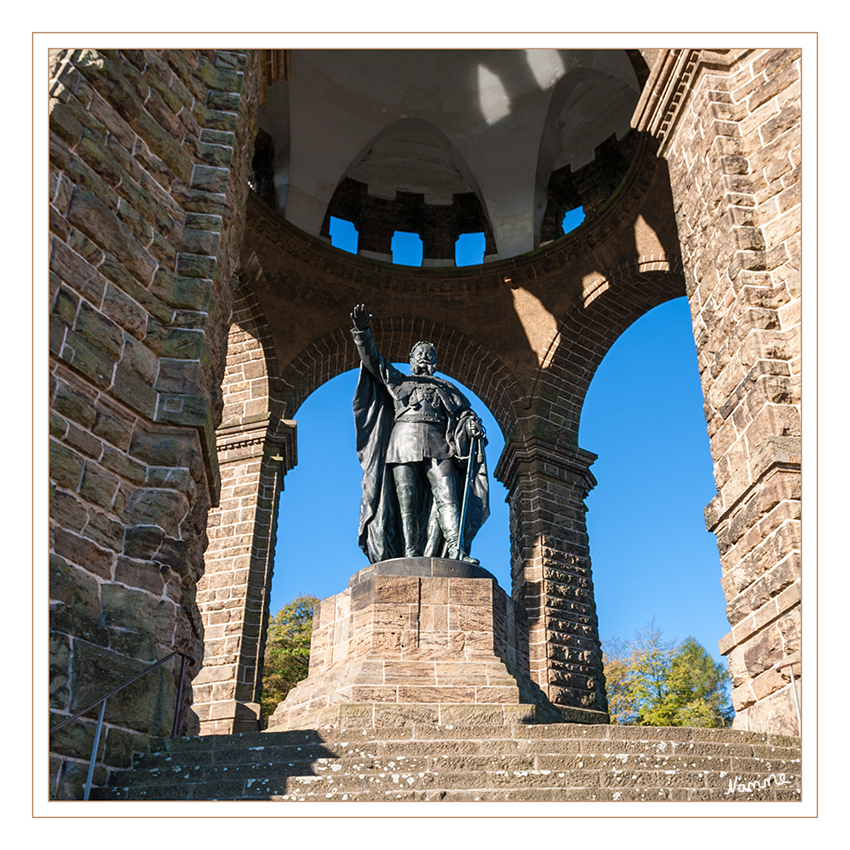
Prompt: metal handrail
<box><xmin>50</xmin><ymin>650</ymin><xmax>196</xmax><ymax>800</ymax></box>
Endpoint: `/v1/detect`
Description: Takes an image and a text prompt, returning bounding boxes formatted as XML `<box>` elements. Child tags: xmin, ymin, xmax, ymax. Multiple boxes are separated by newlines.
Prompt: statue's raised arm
<box><xmin>350</xmin><ymin>303</ymin><xmax>399</xmax><ymax>385</ymax></box>
<box><xmin>351</xmin><ymin>305</ymin><xmax>489</xmax><ymax>565</ymax></box>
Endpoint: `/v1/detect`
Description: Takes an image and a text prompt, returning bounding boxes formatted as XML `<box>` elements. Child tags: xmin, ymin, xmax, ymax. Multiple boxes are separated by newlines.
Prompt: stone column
<box><xmin>496</xmin><ymin>435</ymin><xmax>608</xmax><ymax>721</ymax></box>
<box><xmin>193</xmin><ymin>415</ymin><xmax>295</xmax><ymax>734</ymax></box>
<box><xmin>634</xmin><ymin>48</ymin><xmax>802</xmax><ymax>733</ymax></box>
<box><xmin>47</xmin><ymin>48</ymin><xmax>261</xmax><ymax>797</ymax></box>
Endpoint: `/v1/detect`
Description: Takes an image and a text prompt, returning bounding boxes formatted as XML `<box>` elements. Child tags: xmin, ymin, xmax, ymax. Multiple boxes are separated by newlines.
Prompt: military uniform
<box><xmin>352</xmin><ymin>326</ymin><xmax>487</xmax><ymax>561</ymax></box>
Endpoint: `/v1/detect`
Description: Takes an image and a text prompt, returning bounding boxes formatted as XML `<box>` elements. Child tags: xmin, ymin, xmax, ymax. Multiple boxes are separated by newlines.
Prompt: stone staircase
<box><xmin>93</xmin><ymin>721</ymin><xmax>801</xmax><ymax>802</ymax></box>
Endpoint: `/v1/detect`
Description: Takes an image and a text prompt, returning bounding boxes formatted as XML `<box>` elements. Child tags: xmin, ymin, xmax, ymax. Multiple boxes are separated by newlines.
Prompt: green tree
<box><xmin>260</xmin><ymin>595</ymin><xmax>318</xmax><ymax>727</ymax></box>
<box><xmin>601</xmin><ymin>636</ymin><xmax>639</xmax><ymax>725</ymax></box>
<box><xmin>628</xmin><ymin>618</ymin><xmax>676</xmax><ymax>723</ymax></box>
<box><xmin>602</xmin><ymin>620</ymin><xmax>733</xmax><ymax>728</ymax></box>
<box><xmin>652</xmin><ymin>637</ymin><xmax>734</xmax><ymax>727</ymax></box>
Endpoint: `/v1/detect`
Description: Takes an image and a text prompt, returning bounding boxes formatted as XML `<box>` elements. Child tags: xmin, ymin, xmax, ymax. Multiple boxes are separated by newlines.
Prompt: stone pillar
<box><xmin>634</xmin><ymin>48</ymin><xmax>802</xmax><ymax>733</ymax></box>
<box><xmin>193</xmin><ymin>415</ymin><xmax>295</xmax><ymax>734</ymax></box>
<box><xmin>48</xmin><ymin>48</ymin><xmax>261</xmax><ymax>797</ymax></box>
<box><xmin>496</xmin><ymin>435</ymin><xmax>608</xmax><ymax>721</ymax></box>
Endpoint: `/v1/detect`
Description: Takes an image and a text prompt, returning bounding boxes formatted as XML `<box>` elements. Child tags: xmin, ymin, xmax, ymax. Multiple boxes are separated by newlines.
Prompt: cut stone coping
<box><xmin>349</xmin><ymin>556</ymin><xmax>500</xmax><ymax>588</ymax></box>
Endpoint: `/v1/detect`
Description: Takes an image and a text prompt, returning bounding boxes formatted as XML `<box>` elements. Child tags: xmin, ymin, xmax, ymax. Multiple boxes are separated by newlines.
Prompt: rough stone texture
<box><xmin>635</xmin><ymin>48</ymin><xmax>802</xmax><ymax>733</ymax></box>
<box><xmin>190</xmin><ymin>46</ymin><xmax>803</xmax><ymax>737</ymax></box>
<box><xmin>93</xmin><ymin>723</ymin><xmax>801</xmax><ymax>802</ymax></box>
<box><xmin>49</xmin><ymin>48</ymin><xmax>805</xmax><ymax>804</ymax></box>
<box><xmin>267</xmin><ymin>562</ymin><xmax>569</xmax><ymax>731</ymax></box>
<box><xmin>193</xmin><ymin>285</ymin><xmax>296</xmax><ymax>734</ymax></box>
<box><xmin>48</xmin><ymin>48</ymin><xmax>261</xmax><ymax>799</ymax></box>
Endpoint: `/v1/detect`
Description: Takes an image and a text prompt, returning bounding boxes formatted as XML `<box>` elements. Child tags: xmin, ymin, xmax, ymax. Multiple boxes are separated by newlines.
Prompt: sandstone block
<box><xmin>61</xmin><ymin>330</ymin><xmax>116</xmax><ymax>390</ymax></box>
<box><xmin>67</xmin><ymin>188</ymin><xmax>156</xmax><ymax>285</ymax></box>
<box><xmin>53</xmin><ymin>380</ymin><xmax>98</xmax><ymax>430</ymax></box>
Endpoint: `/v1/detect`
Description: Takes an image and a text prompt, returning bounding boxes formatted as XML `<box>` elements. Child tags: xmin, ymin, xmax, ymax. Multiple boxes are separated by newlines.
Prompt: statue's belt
<box><xmin>394</xmin><ymin>414</ymin><xmax>447</xmax><ymax>425</ymax></box>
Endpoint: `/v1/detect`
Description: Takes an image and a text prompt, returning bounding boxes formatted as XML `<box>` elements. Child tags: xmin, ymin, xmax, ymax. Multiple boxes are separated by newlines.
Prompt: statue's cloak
<box><xmin>353</xmin><ymin>363</ymin><xmax>489</xmax><ymax>564</ymax></box>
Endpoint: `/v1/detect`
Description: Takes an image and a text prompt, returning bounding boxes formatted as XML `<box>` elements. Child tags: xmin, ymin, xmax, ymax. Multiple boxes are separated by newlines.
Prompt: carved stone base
<box><xmin>267</xmin><ymin>558</ymin><xmax>569</xmax><ymax>731</ymax></box>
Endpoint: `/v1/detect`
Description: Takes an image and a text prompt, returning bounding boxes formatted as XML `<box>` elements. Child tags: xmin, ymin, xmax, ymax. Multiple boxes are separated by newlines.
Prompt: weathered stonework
<box><xmin>193</xmin><ymin>287</ymin><xmax>296</xmax><ymax>733</ymax></box>
<box><xmin>48</xmin><ymin>46</ymin><xmax>804</xmax><ymax>800</ymax></box>
<box><xmin>496</xmin><ymin>438</ymin><xmax>606</xmax><ymax>715</ymax></box>
<box><xmin>232</xmin><ymin>144</ymin><xmax>683</xmax><ymax>725</ymax></box>
<box><xmin>96</xmin><ymin>724</ymin><xmax>801</xmax><ymax>802</ymax></box>
<box><xmin>267</xmin><ymin>559</ymin><xmax>568</xmax><ymax>731</ymax></box>
<box><xmin>634</xmin><ymin>48</ymin><xmax>802</xmax><ymax>733</ymax></box>
<box><xmin>48</xmin><ymin>48</ymin><xmax>261</xmax><ymax>798</ymax></box>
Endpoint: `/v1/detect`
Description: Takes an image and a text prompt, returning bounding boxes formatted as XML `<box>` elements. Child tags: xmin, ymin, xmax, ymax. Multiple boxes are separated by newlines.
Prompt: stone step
<box><xmin>130</xmin><ymin>726</ymin><xmax>800</xmax><ymax>769</ymax></box>
<box><xmin>106</xmin><ymin>752</ymin><xmax>801</xmax><ymax>793</ymax></box>
<box><xmin>96</xmin><ymin>760</ymin><xmax>802</xmax><ymax>802</ymax></box>
<box><xmin>129</xmin><ymin>744</ymin><xmax>800</xmax><ymax>777</ymax></box>
<box><xmin>93</xmin><ymin>723</ymin><xmax>801</xmax><ymax>802</ymax></box>
<box><xmin>141</xmin><ymin>723</ymin><xmax>802</xmax><ymax>748</ymax></box>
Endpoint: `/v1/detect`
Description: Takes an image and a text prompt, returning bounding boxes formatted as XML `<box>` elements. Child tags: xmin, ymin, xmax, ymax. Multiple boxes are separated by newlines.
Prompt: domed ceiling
<box><xmin>257</xmin><ymin>49</ymin><xmax>644</xmax><ymax>265</ymax></box>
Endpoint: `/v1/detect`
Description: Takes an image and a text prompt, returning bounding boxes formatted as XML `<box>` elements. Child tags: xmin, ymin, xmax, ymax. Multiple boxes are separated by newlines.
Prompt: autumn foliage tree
<box><xmin>260</xmin><ymin>595</ymin><xmax>318</xmax><ymax>727</ymax></box>
<box><xmin>602</xmin><ymin>619</ymin><xmax>733</xmax><ymax>727</ymax></box>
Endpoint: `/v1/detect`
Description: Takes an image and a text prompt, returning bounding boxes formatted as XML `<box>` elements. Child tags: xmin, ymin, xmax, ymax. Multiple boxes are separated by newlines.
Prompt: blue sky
<box><xmin>270</xmin><ymin>219</ymin><xmax>729</xmax><ymax>664</ymax></box>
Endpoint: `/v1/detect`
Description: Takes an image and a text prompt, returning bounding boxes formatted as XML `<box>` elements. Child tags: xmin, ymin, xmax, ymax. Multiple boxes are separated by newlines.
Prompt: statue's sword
<box><xmin>457</xmin><ymin>435</ymin><xmax>477</xmax><ymax>560</ymax></box>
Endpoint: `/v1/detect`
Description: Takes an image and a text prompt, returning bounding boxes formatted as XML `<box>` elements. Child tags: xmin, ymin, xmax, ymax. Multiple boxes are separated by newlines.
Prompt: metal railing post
<box><xmin>83</xmin><ymin>701</ymin><xmax>106</xmax><ymax>801</ymax></box>
<box><xmin>171</xmin><ymin>653</ymin><xmax>189</xmax><ymax>738</ymax></box>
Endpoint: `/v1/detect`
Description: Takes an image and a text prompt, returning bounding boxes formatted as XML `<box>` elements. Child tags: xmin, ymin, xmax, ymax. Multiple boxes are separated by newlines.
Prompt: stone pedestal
<box><xmin>267</xmin><ymin>558</ymin><xmax>589</xmax><ymax>731</ymax></box>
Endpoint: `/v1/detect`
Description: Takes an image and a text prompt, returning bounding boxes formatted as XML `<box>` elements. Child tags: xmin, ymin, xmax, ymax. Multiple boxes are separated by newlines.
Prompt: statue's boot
<box><xmin>428</xmin><ymin>462</ymin><xmax>479</xmax><ymax>565</ymax></box>
<box><xmin>393</xmin><ymin>463</ymin><xmax>421</xmax><ymax>557</ymax></box>
<box><xmin>423</xmin><ymin>509</ymin><xmax>442</xmax><ymax>556</ymax></box>
<box><xmin>399</xmin><ymin>511</ymin><xmax>420</xmax><ymax>558</ymax></box>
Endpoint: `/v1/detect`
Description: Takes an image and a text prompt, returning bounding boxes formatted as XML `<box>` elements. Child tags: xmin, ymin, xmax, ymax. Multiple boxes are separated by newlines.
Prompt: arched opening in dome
<box><xmin>455</xmin><ymin>232</ymin><xmax>486</xmax><ymax>266</ymax></box>
<box><xmin>329</xmin><ymin>216</ymin><xmax>358</xmax><ymax>254</ymax></box>
<box><xmin>391</xmin><ymin>231</ymin><xmax>424</xmax><ymax>266</ymax></box>
<box><xmin>562</xmin><ymin>207</ymin><xmax>585</xmax><ymax>235</ymax></box>
<box><xmin>319</xmin><ymin>116</ymin><xmax>497</xmax><ymax>265</ymax></box>
<box><xmin>535</xmin><ymin>62</ymin><xmax>640</xmax><ymax>246</ymax></box>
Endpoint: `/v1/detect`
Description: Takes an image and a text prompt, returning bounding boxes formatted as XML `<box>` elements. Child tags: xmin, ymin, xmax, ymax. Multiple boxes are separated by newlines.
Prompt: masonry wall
<box><xmin>642</xmin><ymin>48</ymin><xmax>802</xmax><ymax>733</ymax></box>
<box><xmin>48</xmin><ymin>48</ymin><xmax>259</xmax><ymax>797</ymax></box>
<box><xmin>47</xmin><ymin>50</ymin><xmax>804</xmax><ymax>803</ymax></box>
<box><xmin>193</xmin><ymin>289</ymin><xmax>295</xmax><ymax>734</ymax></box>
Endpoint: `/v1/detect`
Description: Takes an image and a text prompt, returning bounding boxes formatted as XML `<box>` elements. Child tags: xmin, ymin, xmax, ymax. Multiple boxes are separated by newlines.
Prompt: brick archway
<box><xmin>195</xmin><ymin>146</ymin><xmax>693</xmax><ymax>725</ymax></box>
<box><xmin>209</xmin><ymin>47</ymin><xmax>801</xmax><ymax>735</ymax></box>
<box><xmin>192</xmin><ymin>284</ymin><xmax>295</xmax><ymax>733</ymax></box>
<box><xmin>279</xmin><ymin>319</ymin><xmax>523</xmax><ymax>440</ymax></box>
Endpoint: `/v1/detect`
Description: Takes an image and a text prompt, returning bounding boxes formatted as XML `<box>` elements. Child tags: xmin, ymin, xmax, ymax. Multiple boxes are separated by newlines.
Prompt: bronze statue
<box><xmin>351</xmin><ymin>304</ymin><xmax>489</xmax><ymax>564</ymax></box>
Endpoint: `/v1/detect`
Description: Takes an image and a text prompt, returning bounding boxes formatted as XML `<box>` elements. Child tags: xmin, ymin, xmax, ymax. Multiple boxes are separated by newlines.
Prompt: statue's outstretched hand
<box><xmin>351</xmin><ymin>304</ymin><xmax>372</xmax><ymax>331</ymax></box>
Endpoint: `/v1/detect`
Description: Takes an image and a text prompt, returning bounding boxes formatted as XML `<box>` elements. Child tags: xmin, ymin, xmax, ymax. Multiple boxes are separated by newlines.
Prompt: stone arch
<box><xmin>279</xmin><ymin>317</ymin><xmax>523</xmax><ymax>441</ymax></box>
<box><xmin>193</xmin><ymin>282</ymin><xmax>296</xmax><ymax>735</ymax></box>
<box><xmin>537</xmin><ymin>256</ymin><xmax>687</xmax><ymax>443</ymax></box>
<box><xmin>218</xmin><ymin>277</ymin><xmax>286</xmax><ymax>427</ymax></box>
<box><xmin>193</xmin><ymin>305</ymin><xmax>525</xmax><ymax>732</ymax></box>
<box><xmin>492</xmin><ymin>257</ymin><xmax>686</xmax><ymax>715</ymax></box>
